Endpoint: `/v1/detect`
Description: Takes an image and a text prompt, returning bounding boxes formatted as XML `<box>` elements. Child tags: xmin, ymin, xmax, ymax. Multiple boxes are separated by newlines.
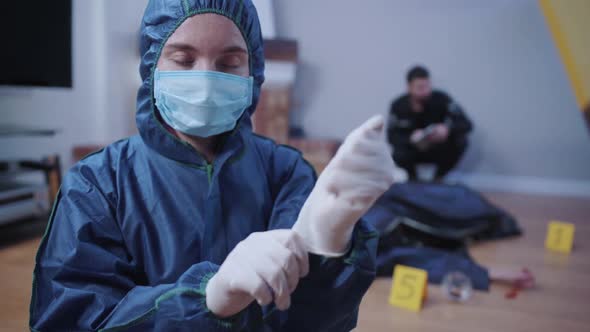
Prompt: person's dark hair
<box><xmin>406</xmin><ymin>66</ymin><xmax>429</xmax><ymax>83</ymax></box>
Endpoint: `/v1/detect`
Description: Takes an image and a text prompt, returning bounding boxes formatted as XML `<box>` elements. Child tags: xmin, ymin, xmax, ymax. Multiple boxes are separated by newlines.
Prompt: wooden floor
<box><xmin>356</xmin><ymin>192</ymin><xmax>590</xmax><ymax>332</ymax></box>
<box><xmin>0</xmin><ymin>192</ymin><xmax>588</xmax><ymax>331</ymax></box>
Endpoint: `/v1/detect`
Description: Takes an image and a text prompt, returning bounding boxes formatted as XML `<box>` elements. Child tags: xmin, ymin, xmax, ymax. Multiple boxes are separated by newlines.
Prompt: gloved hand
<box><xmin>293</xmin><ymin>115</ymin><xmax>396</xmax><ymax>256</ymax></box>
<box><xmin>205</xmin><ymin>229</ymin><xmax>309</xmax><ymax>318</ymax></box>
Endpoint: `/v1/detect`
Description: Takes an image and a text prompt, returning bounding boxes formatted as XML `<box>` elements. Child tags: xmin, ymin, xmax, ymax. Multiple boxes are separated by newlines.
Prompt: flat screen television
<box><xmin>0</xmin><ymin>1</ymin><xmax>72</xmax><ymax>88</ymax></box>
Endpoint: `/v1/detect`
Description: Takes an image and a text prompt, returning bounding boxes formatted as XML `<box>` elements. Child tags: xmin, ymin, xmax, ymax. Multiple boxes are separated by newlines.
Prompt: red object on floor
<box><xmin>505</xmin><ymin>268</ymin><xmax>535</xmax><ymax>299</ymax></box>
<box><xmin>505</xmin><ymin>287</ymin><xmax>520</xmax><ymax>299</ymax></box>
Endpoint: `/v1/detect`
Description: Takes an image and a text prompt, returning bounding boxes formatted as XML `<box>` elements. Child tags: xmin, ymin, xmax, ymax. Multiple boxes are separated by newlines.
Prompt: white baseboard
<box><xmin>446</xmin><ymin>172</ymin><xmax>590</xmax><ymax>198</ymax></box>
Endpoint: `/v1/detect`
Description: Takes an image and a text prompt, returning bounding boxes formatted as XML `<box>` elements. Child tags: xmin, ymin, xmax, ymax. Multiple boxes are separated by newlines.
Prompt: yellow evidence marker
<box><xmin>545</xmin><ymin>221</ymin><xmax>575</xmax><ymax>254</ymax></box>
<box><xmin>389</xmin><ymin>265</ymin><xmax>428</xmax><ymax>312</ymax></box>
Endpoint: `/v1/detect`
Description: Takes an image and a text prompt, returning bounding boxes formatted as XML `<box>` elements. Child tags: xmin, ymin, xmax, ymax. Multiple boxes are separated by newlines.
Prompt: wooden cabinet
<box><xmin>253</xmin><ymin>39</ymin><xmax>341</xmax><ymax>173</ymax></box>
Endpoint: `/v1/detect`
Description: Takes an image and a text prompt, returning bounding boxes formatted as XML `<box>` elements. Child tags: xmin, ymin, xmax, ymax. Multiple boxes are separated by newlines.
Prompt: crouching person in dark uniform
<box><xmin>387</xmin><ymin>66</ymin><xmax>473</xmax><ymax>181</ymax></box>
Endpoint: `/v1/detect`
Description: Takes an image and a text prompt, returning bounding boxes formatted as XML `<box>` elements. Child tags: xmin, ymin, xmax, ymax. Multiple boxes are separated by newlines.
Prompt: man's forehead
<box><xmin>411</xmin><ymin>78</ymin><xmax>430</xmax><ymax>85</ymax></box>
<box><xmin>165</xmin><ymin>41</ymin><xmax>248</xmax><ymax>55</ymax></box>
<box><xmin>165</xmin><ymin>13</ymin><xmax>247</xmax><ymax>51</ymax></box>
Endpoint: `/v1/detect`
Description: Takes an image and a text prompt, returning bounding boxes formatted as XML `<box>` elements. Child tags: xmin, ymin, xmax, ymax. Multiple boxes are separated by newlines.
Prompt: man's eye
<box><xmin>219</xmin><ymin>56</ymin><xmax>242</xmax><ymax>69</ymax></box>
<box><xmin>173</xmin><ymin>58</ymin><xmax>193</xmax><ymax>67</ymax></box>
<box><xmin>169</xmin><ymin>52</ymin><xmax>194</xmax><ymax>67</ymax></box>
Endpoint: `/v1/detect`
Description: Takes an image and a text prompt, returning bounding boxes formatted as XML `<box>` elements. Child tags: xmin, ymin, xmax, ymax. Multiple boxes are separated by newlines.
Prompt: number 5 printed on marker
<box><xmin>397</xmin><ymin>274</ymin><xmax>417</xmax><ymax>300</ymax></box>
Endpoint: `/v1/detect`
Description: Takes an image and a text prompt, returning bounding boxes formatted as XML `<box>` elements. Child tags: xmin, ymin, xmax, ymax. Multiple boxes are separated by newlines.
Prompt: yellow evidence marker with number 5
<box><xmin>545</xmin><ymin>221</ymin><xmax>575</xmax><ymax>254</ymax></box>
<box><xmin>389</xmin><ymin>265</ymin><xmax>428</xmax><ymax>312</ymax></box>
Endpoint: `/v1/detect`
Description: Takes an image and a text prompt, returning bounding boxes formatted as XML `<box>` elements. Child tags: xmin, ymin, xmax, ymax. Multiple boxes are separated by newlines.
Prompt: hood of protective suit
<box><xmin>136</xmin><ymin>0</ymin><xmax>265</xmax><ymax>165</ymax></box>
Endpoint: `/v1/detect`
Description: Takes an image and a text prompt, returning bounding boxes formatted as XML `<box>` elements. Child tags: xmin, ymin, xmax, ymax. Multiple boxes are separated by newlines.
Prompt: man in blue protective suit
<box><xmin>29</xmin><ymin>1</ymin><xmax>395</xmax><ymax>331</ymax></box>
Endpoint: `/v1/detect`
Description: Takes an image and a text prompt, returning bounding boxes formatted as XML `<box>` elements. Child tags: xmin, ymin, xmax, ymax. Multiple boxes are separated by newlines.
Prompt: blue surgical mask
<box><xmin>154</xmin><ymin>69</ymin><xmax>254</xmax><ymax>137</ymax></box>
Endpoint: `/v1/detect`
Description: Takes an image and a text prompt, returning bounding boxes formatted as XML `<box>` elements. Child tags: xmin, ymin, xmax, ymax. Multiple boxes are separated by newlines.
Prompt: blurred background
<box><xmin>1</xmin><ymin>0</ymin><xmax>589</xmax><ymax>194</ymax></box>
<box><xmin>0</xmin><ymin>0</ymin><xmax>588</xmax><ymax>331</ymax></box>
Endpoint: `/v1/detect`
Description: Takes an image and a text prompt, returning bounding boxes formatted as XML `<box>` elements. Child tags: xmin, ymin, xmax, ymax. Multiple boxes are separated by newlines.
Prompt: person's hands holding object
<box><xmin>428</xmin><ymin>123</ymin><xmax>449</xmax><ymax>143</ymax></box>
<box><xmin>411</xmin><ymin>128</ymin><xmax>431</xmax><ymax>150</ymax></box>
<box><xmin>410</xmin><ymin>129</ymin><xmax>426</xmax><ymax>145</ymax></box>
<box><xmin>293</xmin><ymin>115</ymin><xmax>396</xmax><ymax>256</ymax></box>
<box><xmin>206</xmin><ymin>229</ymin><xmax>309</xmax><ymax>318</ymax></box>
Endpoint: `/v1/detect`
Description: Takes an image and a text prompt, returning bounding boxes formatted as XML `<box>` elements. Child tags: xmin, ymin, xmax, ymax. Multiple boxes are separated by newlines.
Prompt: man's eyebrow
<box><xmin>222</xmin><ymin>45</ymin><xmax>248</xmax><ymax>54</ymax></box>
<box><xmin>165</xmin><ymin>42</ymin><xmax>197</xmax><ymax>52</ymax></box>
<box><xmin>164</xmin><ymin>43</ymin><xmax>247</xmax><ymax>55</ymax></box>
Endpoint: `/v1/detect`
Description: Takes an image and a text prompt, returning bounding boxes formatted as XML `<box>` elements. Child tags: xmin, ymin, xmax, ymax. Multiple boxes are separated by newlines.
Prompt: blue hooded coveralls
<box><xmin>29</xmin><ymin>0</ymin><xmax>378</xmax><ymax>331</ymax></box>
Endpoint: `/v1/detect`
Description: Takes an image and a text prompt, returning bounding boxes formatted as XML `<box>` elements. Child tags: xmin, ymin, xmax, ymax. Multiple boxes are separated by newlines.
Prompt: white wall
<box><xmin>275</xmin><ymin>0</ymin><xmax>590</xmax><ymax>196</ymax></box>
<box><xmin>0</xmin><ymin>0</ymin><xmax>146</xmax><ymax>169</ymax></box>
<box><xmin>103</xmin><ymin>0</ymin><xmax>148</xmax><ymax>141</ymax></box>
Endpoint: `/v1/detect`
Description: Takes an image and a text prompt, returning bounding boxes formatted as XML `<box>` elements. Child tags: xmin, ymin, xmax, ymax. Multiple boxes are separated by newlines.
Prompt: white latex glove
<box><xmin>293</xmin><ymin>115</ymin><xmax>396</xmax><ymax>256</ymax></box>
<box><xmin>205</xmin><ymin>230</ymin><xmax>309</xmax><ymax>318</ymax></box>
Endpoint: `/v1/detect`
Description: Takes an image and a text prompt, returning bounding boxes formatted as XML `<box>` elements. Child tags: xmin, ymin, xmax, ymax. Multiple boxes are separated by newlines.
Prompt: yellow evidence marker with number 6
<box><xmin>389</xmin><ymin>265</ymin><xmax>428</xmax><ymax>312</ymax></box>
<box><xmin>545</xmin><ymin>221</ymin><xmax>575</xmax><ymax>254</ymax></box>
